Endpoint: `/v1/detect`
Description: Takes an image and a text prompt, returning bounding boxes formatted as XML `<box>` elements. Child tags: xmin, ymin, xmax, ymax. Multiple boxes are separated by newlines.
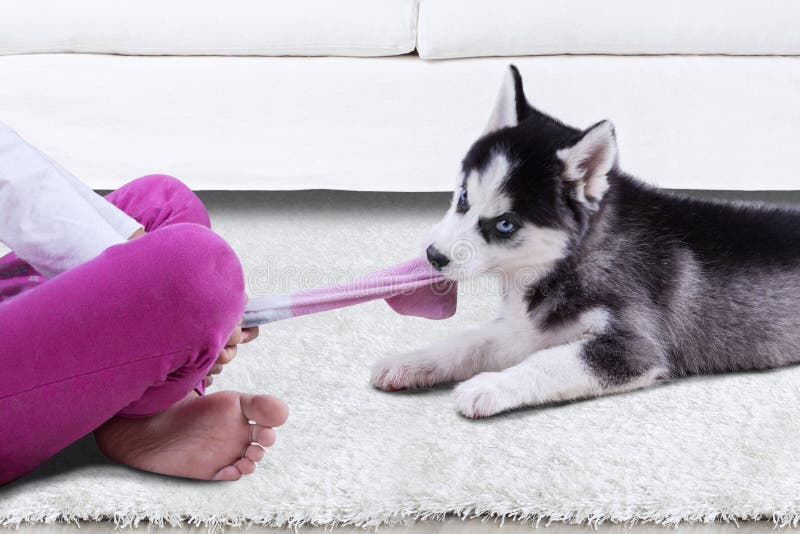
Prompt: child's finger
<box><xmin>241</xmin><ymin>326</ymin><xmax>260</xmax><ymax>343</ymax></box>
<box><xmin>217</xmin><ymin>345</ymin><xmax>238</xmax><ymax>365</ymax></box>
<box><xmin>226</xmin><ymin>326</ymin><xmax>243</xmax><ymax>346</ymax></box>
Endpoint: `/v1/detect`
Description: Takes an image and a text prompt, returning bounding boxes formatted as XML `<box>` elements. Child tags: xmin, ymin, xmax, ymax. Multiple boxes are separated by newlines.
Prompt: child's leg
<box><xmin>0</xmin><ymin>223</ymin><xmax>245</xmax><ymax>484</ymax></box>
<box><xmin>0</xmin><ymin>174</ymin><xmax>218</xmax><ymax>408</ymax></box>
<box><xmin>0</xmin><ymin>174</ymin><xmax>208</xmax><ymax>305</ymax></box>
<box><xmin>104</xmin><ymin>174</ymin><xmax>219</xmax><ymax>395</ymax></box>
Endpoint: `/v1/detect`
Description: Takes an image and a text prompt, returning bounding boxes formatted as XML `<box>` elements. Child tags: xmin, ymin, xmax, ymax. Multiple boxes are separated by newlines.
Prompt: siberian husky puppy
<box><xmin>372</xmin><ymin>65</ymin><xmax>800</xmax><ymax>418</ymax></box>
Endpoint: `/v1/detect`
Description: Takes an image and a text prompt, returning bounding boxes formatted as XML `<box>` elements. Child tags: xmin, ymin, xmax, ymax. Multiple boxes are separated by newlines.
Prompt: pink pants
<box><xmin>0</xmin><ymin>175</ymin><xmax>246</xmax><ymax>484</ymax></box>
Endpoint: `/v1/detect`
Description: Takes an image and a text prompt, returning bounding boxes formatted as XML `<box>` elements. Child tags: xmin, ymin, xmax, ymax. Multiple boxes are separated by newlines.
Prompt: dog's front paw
<box><xmin>370</xmin><ymin>355</ymin><xmax>442</xmax><ymax>391</ymax></box>
<box><xmin>453</xmin><ymin>372</ymin><xmax>517</xmax><ymax>418</ymax></box>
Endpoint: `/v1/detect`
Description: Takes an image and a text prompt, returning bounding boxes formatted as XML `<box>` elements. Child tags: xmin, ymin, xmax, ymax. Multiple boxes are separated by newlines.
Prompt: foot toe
<box><xmin>253</xmin><ymin>426</ymin><xmax>276</xmax><ymax>447</ymax></box>
<box><xmin>242</xmin><ymin>395</ymin><xmax>289</xmax><ymax>427</ymax></box>
<box><xmin>244</xmin><ymin>444</ymin><xmax>265</xmax><ymax>463</ymax></box>
<box><xmin>234</xmin><ymin>458</ymin><xmax>256</xmax><ymax>475</ymax></box>
<box><xmin>212</xmin><ymin>465</ymin><xmax>243</xmax><ymax>481</ymax></box>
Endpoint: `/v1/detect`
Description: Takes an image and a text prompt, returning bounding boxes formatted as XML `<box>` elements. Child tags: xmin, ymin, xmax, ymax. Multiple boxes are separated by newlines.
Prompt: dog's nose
<box><xmin>426</xmin><ymin>245</ymin><xmax>450</xmax><ymax>270</ymax></box>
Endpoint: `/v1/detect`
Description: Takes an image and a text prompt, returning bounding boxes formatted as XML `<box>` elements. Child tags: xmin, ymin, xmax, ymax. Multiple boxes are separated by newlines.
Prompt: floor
<box><xmin>2</xmin><ymin>189</ymin><xmax>799</xmax><ymax>532</ymax></box>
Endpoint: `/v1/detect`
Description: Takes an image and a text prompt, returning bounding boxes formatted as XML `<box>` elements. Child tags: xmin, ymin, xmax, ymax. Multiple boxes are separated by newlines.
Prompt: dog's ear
<box><xmin>483</xmin><ymin>65</ymin><xmax>532</xmax><ymax>135</ymax></box>
<box><xmin>557</xmin><ymin>120</ymin><xmax>618</xmax><ymax>204</ymax></box>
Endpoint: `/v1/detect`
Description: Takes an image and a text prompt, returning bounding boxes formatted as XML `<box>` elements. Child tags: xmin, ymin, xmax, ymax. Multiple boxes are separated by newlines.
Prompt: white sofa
<box><xmin>1</xmin><ymin>0</ymin><xmax>798</xmax><ymax>192</ymax></box>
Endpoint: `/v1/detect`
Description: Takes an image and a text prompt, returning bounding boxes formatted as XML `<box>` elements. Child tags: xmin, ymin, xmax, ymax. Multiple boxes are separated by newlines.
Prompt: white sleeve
<box><xmin>0</xmin><ymin>122</ymin><xmax>128</xmax><ymax>279</ymax></box>
<box><xmin>42</xmin><ymin>151</ymin><xmax>143</xmax><ymax>241</ymax></box>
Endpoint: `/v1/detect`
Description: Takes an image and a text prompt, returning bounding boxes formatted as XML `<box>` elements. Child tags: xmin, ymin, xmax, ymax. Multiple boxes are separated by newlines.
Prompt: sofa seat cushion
<box><xmin>418</xmin><ymin>0</ymin><xmax>800</xmax><ymax>59</ymax></box>
<box><xmin>0</xmin><ymin>0</ymin><xmax>417</xmax><ymax>57</ymax></box>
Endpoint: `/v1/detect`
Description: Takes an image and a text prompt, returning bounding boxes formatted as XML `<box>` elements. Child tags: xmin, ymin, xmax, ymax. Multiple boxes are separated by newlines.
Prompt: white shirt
<box><xmin>0</xmin><ymin>121</ymin><xmax>142</xmax><ymax>278</ymax></box>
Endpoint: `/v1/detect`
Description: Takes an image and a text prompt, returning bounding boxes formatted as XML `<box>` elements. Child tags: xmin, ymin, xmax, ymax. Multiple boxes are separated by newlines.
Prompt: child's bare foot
<box><xmin>94</xmin><ymin>391</ymin><xmax>288</xmax><ymax>481</ymax></box>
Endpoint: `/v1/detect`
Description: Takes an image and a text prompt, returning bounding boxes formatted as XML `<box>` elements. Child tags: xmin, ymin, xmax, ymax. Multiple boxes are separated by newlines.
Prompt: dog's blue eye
<box><xmin>456</xmin><ymin>187</ymin><xmax>469</xmax><ymax>213</ymax></box>
<box><xmin>496</xmin><ymin>219</ymin><xmax>516</xmax><ymax>234</ymax></box>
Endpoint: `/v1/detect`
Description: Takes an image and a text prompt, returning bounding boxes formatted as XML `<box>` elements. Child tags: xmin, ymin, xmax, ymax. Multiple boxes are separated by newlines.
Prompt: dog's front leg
<box><xmin>453</xmin><ymin>336</ymin><xmax>665</xmax><ymax>418</ymax></box>
<box><xmin>371</xmin><ymin>320</ymin><xmax>538</xmax><ymax>391</ymax></box>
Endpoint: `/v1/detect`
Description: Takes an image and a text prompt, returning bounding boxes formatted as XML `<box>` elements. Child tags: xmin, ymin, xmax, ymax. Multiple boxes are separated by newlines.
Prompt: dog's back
<box><xmin>567</xmin><ymin>175</ymin><xmax>800</xmax><ymax>378</ymax></box>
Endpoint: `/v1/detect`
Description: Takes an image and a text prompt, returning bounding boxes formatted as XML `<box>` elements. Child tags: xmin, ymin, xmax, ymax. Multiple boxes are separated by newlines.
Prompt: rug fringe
<box><xmin>3</xmin><ymin>505</ymin><xmax>800</xmax><ymax>531</ymax></box>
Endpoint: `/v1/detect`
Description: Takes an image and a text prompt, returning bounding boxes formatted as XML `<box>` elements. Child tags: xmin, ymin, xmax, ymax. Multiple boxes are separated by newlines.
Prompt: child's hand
<box><xmin>204</xmin><ymin>323</ymin><xmax>260</xmax><ymax>388</ymax></box>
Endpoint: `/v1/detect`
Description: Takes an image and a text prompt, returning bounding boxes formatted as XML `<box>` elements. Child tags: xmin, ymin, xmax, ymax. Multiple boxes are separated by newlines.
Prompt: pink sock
<box><xmin>242</xmin><ymin>257</ymin><xmax>457</xmax><ymax>327</ymax></box>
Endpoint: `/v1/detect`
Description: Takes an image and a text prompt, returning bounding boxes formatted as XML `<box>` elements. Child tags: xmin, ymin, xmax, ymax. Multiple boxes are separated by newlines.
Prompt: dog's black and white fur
<box><xmin>371</xmin><ymin>65</ymin><xmax>800</xmax><ymax>418</ymax></box>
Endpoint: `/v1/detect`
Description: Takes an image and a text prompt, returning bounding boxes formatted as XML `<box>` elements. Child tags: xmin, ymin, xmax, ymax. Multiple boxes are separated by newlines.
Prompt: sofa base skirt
<box><xmin>0</xmin><ymin>54</ymin><xmax>798</xmax><ymax>191</ymax></box>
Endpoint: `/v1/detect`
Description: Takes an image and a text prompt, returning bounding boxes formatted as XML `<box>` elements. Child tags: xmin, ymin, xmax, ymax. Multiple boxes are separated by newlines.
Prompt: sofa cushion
<box><xmin>418</xmin><ymin>0</ymin><xmax>800</xmax><ymax>59</ymax></box>
<box><xmin>0</xmin><ymin>0</ymin><xmax>417</xmax><ymax>57</ymax></box>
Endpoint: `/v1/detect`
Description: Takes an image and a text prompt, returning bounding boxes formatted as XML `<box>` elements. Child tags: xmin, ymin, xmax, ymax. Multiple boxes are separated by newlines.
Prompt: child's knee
<box><xmin>137</xmin><ymin>174</ymin><xmax>193</xmax><ymax>200</ymax></box>
<box><xmin>126</xmin><ymin>174</ymin><xmax>211</xmax><ymax>228</ymax></box>
<box><xmin>148</xmin><ymin>224</ymin><xmax>245</xmax><ymax>335</ymax></box>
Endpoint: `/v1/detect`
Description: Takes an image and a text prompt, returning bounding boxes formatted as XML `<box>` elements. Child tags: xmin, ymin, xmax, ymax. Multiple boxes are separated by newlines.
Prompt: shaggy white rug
<box><xmin>2</xmin><ymin>191</ymin><xmax>800</xmax><ymax>529</ymax></box>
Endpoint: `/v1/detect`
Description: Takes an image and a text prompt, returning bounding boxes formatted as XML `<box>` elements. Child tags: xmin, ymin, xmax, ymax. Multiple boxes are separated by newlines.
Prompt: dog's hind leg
<box><xmin>453</xmin><ymin>337</ymin><xmax>665</xmax><ymax>418</ymax></box>
<box><xmin>370</xmin><ymin>320</ymin><xmax>538</xmax><ymax>391</ymax></box>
